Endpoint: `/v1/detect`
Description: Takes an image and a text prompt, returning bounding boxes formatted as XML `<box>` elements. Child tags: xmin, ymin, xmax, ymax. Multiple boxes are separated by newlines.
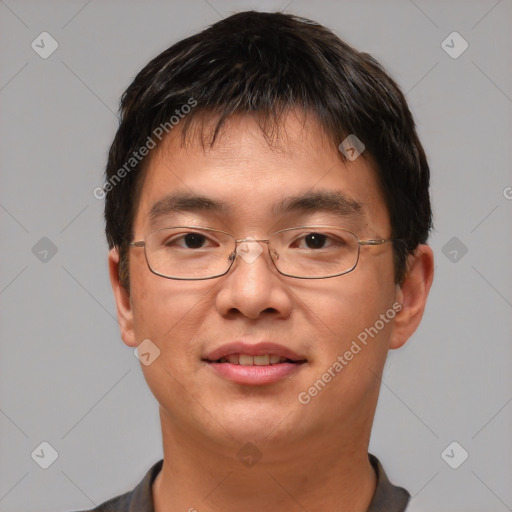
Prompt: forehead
<box><xmin>133</xmin><ymin>110</ymin><xmax>390</xmax><ymax>234</ymax></box>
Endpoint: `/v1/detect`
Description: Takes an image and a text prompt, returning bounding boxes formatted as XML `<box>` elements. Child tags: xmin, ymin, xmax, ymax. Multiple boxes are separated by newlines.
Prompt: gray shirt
<box><xmin>75</xmin><ymin>454</ymin><xmax>410</xmax><ymax>511</ymax></box>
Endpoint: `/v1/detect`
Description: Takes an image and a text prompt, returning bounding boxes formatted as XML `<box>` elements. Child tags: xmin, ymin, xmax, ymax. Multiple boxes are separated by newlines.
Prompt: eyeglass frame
<box><xmin>129</xmin><ymin>225</ymin><xmax>397</xmax><ymax>280</ymax></box>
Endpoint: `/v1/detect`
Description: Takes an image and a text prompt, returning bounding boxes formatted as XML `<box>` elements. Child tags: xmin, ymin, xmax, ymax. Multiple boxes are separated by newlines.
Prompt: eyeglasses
<box><xmin>129</xmin><ymin>225</ymin><xmax>394</xmax><ymax>280</ymax></box>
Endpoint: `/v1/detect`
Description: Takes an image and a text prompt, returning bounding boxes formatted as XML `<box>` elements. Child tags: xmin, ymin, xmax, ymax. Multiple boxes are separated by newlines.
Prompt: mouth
<box><xmin>202</xmin><ymin>342</ymin><xmax>307</xmax><ymax>385</ymax></box>
<box><xmin>209</xmin><ymin>354</ymin><xmax>305</xmax><ymax>365</ymax></box>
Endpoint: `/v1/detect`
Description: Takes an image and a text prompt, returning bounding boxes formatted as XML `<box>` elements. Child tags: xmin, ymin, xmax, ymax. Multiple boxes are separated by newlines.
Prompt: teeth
<box><xmin>253</xmin><ymin>354</ymin><xmax>270</xmax><ymax>366</ymax></box>
<box><xmin>239</xmin><ymin>354</ymin><xmax>253</xmax><ymax>366</ymax></box>
<box><xmin>218</xmin><ymin>354</ymin><xmax>289</xmax><ymax>365</ymax></box>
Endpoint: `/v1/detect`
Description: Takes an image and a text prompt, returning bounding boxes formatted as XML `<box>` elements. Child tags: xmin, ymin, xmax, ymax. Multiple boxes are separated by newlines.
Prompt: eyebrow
<box><xmin>272</xmin><ymin>190</ymin><xmax>364</xmax><ymax>219</ymax></box>
<box><xmin>147</xmin><ymin>190</ymin><xmax>364</xmax><ymax>225</ymax></box>
<box><xmin>147</xmin><ymin>192</ymin><xmax>228</xmax><ymax>225</ymax></box>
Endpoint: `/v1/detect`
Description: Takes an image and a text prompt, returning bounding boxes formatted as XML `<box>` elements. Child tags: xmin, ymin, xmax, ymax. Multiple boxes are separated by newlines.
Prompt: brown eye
<box><xmin>182</xmin><ymin>233</ymin><xmax>207</xmax><ymax>249</ymax></box>
<box><xmin>163</xmin><ymin>232</ymin><xmax>210</xmax><ymax>249</ymax></box>
<box><xmin>303</xmin><ymin>233</ymin><xmax>328</xmax><ymax>249</ymax></box>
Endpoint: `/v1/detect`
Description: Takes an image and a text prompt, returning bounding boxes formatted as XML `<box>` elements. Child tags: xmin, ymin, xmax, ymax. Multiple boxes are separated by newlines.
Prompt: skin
<box><xmin>109</xmin><ymin>110</ymin><xmax>434</xmax><ymax>512</ymax></box>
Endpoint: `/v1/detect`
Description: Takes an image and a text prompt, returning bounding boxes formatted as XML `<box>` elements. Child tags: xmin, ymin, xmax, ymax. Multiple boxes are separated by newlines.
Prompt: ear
<box><xmin>389</xmin><ymin>244</ymin><xmax>434</xmax><ymax>350</ymax></box>
<box><xmin>108</xmin><ymin>248</ymin><xmax>137</xmax><ymax>347</ymax></box>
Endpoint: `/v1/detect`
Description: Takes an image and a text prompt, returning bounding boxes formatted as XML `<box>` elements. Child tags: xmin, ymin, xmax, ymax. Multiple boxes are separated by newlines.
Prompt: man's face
<box><xmin>117</xmin><ymin>112</ymin><xmax>401</xmax><ymax>452</ymax></box>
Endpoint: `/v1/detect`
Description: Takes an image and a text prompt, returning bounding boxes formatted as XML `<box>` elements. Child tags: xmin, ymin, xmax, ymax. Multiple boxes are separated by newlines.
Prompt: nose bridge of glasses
<box><xmin>234</xmin><ymin>237</ymin><xmax>270</xmax><ymax>244</ymax></box>
<box><xmin>233</xmin><ymin>237</ymin><xmax>272</xmax><ymax>254</ymax></box>
<box><xmin>232</xmin><ymin>237</ymin><xmax>279</xmax><ymax>264</ymax></box>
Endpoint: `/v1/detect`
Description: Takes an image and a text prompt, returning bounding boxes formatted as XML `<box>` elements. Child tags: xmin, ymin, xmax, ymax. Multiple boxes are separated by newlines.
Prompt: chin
<box><xmin>211</xmin><ymin>400</ymin><xmax>302</xmax><ymax>442</ymax></box>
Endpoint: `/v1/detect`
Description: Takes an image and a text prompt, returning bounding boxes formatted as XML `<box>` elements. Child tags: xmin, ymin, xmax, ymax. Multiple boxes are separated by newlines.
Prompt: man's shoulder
<box><xmin>74</xmin><ymin>491</ymin><xmax>132</xmax><ymax>512</ymax></box>
<box><xmin>70</xmin><ymin>459</ymin><xmax>163</xmax><ymax>512</ymax></box>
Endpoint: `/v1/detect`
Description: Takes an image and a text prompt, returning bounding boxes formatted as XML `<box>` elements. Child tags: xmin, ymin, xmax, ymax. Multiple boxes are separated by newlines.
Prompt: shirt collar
<box><xmin>121</xmin><ymin>454</ymin><xmax>409</xmax><ymax>512</ymax></box>
<box><xmin>367</xmin><ymin>454</ymin><xmax>410</xmax><ymax>511</ymax></box>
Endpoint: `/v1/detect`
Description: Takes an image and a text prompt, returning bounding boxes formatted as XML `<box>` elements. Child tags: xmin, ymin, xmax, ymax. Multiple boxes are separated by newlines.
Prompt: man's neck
<box><xmin>152</xmin><ymin>417</ymin><xmax>377</xmax><ymax>512</ymax></box>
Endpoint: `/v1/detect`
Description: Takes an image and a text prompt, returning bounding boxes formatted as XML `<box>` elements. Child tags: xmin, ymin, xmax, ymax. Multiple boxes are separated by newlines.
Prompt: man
<box><xmin>83</xmin><ymin>10</ymin><xmax>434</xmax><ymax>512</ymax></box>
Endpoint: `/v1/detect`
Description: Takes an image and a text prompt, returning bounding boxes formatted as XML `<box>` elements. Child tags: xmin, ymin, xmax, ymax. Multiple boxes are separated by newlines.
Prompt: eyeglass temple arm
<box><xmin>359</xmin><ymin>239</ymin><xmax>393</xmax><ymax>246</ymax></box>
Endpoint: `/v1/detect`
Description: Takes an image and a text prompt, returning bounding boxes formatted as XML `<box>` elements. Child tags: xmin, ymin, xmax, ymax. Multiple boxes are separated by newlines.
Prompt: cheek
<box><xmin>129</xmin><ymin>257</ymin><xmax>209</xmax><ymax>350</ymax></box>
<box><xmin>129</xmin><ymin>274</ymin><xmax>210</xmax><ymax>411</ymax></box>
<box><xmin>305</xmin><ymin>263</ymin><xmax>395</xmax><ymax>336</ymax></box>
<box><xmin>296</xmin><ymin>254</ymin><xmax>397</xmax><ymax>390</ymax></box>
<box><xmin>131</xmin><ymin>275</ymin><xmax>234</xmax><ymax>398</ymax></box>
<box><xmin>295</xmin><ymin>271</ymin><xmax>396</xmax><ymax>423</ymax></box>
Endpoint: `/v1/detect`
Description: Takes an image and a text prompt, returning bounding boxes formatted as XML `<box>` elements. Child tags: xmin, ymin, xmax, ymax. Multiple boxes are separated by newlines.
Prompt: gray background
<box><xmin>1</xmin><ymin>0</ymin><xmax>511</xmax><ymax>511</ymax></box>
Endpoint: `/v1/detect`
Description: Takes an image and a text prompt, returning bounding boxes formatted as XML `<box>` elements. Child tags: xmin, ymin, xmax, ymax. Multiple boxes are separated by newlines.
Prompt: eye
<box><xmin>290</xmin><ymin>231</ymin><xmax>350</xmax><ymax>250</ymax></box>
<box><xmin>300</xmin><ymin>232</ymin><xmax>329</xmax><ymax>249</ymax></box>
<box><xmin>164</xmin><ymin>232</ymin><xmax>213</xmax><ymax>249</ymax></box>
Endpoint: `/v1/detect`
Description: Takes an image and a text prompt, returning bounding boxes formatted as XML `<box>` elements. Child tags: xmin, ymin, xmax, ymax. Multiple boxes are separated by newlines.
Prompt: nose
<box><xmin>215</xmin><ymin>239</ymin><xmax>293</xmax><ymax>320</ymax></box>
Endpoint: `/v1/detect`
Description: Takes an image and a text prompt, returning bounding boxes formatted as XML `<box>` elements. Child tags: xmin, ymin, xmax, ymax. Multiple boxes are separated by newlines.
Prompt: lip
<box><xmin>202</xmin><ymin>342</ymin><xmax>307</xmax><ymax>386</ymax></box>
<box><xmin>203</xmin><ymin>341</ymin><xmax>305</xmax><ymax>362</ymax></box>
